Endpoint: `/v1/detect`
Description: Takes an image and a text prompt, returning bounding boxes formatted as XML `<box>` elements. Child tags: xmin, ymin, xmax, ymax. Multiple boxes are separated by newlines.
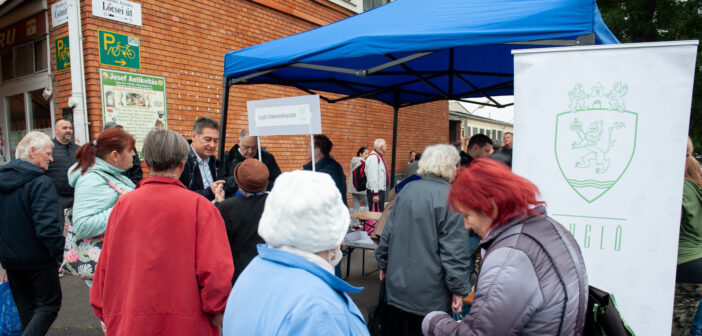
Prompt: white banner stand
<box><xmin>512</xmin><ymin>40</ymin><xmax>698</xmax><ymax>336</ymax></box>
<box><xmin>247</xmin><ymin>95</ymin><xmax>322</xmax><ymax>171</ymax></box>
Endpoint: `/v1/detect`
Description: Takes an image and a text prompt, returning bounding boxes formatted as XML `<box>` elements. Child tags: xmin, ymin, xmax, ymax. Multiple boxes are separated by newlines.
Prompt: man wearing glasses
<box><xmin>223</xmin><ymin>128</ymin><xmax>282</xmax><ymax>198</ymax></box>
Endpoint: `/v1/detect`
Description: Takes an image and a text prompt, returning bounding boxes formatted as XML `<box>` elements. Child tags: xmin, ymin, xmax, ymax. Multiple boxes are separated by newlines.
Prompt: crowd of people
<box><xmin>0</xmin><ymin>116</ymin><xmax>698</xmax><ymax>335</ymax></box>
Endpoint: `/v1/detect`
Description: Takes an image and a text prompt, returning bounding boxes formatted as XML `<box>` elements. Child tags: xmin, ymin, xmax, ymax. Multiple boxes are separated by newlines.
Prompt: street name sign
<box><xmin>92</xmin><ymin>0</ymin><xmax>142</xmax><ymax>26</ymax></box>
<box><xmin>98</xmin><ymin>30</ymin><xmax>140</xmax><ymax>69</ymax></box>
<box><xmin>51</xmin><ymin>0</ymin><xmax>68</xmax><ymax>27</ymax></box>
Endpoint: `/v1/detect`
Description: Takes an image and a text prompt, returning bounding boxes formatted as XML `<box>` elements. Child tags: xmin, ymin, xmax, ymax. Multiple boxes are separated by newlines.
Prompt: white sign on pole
<box><xmin>51</xmin><ymin>0</ymin><xmax>69</xmax><ymax>27</ymax></box>
<box><xmin>92</xmin><ymin>0</ymin><xmax>142</xmax><ymax>26</ymax></box>
<box><xmin>247</xmin><ymin>95</ymin><xmax>321</xmax><ymax>137</ymax></box>
<box><xmin>512</xmin><ymin>41</ymin><xmax>698</xmax><ymax>336</ymax></box>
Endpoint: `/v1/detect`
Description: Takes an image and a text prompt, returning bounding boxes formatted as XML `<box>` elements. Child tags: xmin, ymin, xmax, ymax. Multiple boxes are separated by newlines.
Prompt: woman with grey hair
<box><xmin>375</xmin><ymin>144</ymin><xmax>472</xmax><ymax>336</ymax></box>
<box><xmin>90</xmin><ymin>129</ymin><xmax>234</xmax><ymax>335</ymax></box>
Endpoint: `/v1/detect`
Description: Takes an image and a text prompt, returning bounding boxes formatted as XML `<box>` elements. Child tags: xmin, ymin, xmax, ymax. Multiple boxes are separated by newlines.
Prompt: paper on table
<box><xmin>343</xmin><ymin>230</ymin><xmax>378</xmax><ymax>249</ymax></box>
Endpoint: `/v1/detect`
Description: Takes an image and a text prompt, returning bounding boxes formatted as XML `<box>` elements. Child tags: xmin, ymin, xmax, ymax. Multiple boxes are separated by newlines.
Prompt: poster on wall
<box><xmin>99</xmin><ymin>69</ymin><xmax>167</xmax><ymax>153</ymax></box>
<box><xmin>512</xmin><ymin>41</ymin><xmax>698</xmax><ymax>336</ymax></box>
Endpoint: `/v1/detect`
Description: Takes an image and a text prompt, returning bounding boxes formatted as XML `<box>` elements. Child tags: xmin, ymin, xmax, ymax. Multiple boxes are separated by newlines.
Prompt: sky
<box><xmin>456</xmin><ymin>96</ymin><xmax>514</xmax><ymax>124</ymax></box>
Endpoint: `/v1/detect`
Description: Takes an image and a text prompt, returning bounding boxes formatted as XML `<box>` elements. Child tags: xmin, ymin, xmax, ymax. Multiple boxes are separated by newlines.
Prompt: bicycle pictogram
<box><xmin>58</xmin><ymin>48</ymin><xmax>70</xmax><ymax>61</ymax></box>
<box><xmin>107</xmin><ymin>42</ymin><xmax>136</xmax><ymax>59</ymax></box>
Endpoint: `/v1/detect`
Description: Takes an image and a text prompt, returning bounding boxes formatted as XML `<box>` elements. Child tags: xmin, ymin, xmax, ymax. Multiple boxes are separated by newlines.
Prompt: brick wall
<box><xmin>48</xmin><ymin>0</ymin><xmax>448</xmax><ymax>200</ymax></box>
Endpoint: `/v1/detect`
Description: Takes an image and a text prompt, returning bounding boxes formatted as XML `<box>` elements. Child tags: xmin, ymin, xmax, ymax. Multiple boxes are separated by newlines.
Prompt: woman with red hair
<box><xmin>422</xmin><ymin>158</ymin><xmax>589</xmax><ymax>335</ymax></box>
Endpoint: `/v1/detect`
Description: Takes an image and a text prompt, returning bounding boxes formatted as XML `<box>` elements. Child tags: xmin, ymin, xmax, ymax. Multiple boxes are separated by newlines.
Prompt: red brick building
<box><xmin>0</xmin><ymin>0</ymin><xmax>448</xmax><ymax>189</ymax></box>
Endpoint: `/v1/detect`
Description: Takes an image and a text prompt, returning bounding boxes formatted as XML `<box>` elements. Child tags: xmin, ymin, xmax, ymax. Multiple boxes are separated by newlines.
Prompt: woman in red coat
<box><xmin>90</xmin><ymin>129</ymin><xmax>234</xmax><ymax>336</ymax></box>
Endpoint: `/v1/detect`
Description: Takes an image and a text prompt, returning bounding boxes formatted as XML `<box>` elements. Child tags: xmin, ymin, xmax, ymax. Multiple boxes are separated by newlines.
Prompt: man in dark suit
<box><xmin>179</xmin><ymin>117</ymin><xmax>224</xmax><ymax>201</ymax></box>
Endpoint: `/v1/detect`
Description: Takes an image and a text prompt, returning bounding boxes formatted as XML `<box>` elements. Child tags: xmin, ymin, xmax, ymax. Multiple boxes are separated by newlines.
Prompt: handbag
<box><xmin>364</xmin><ymin>202</ymin><xmax>379</xmax><ymax>235</ymax></box>
<box><xmin>367</xmin><ymin>279</ymin><xmax>387</xmax><ymax>335</ymax></box>
<box><xmin>59</xmin><ymin>171</ymin><xmax>122</xmax><ymax>280</ymax></box>
<box><xmin>0</xmin><ymin>276</ymin><xmax>22</xmax><ymax>336</ymax></box>
<box><xmin>584</xmin><ymin>285</ymin><xmax>635</xmax><ymax>336</ymax></box>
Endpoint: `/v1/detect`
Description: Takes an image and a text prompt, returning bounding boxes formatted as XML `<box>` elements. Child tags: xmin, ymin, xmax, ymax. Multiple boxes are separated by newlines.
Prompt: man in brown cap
<box><xmin>215</xmin><ymin>159</ymin><xmax>269</xmax><ymax>283</ymax></box>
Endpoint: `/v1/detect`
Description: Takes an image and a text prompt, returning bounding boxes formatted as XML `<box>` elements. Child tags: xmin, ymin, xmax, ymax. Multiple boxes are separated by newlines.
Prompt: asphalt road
<box><xmin>2</xmin><ymin>248</ymin><xmax>381</xmax><ymax>335</ymax></box>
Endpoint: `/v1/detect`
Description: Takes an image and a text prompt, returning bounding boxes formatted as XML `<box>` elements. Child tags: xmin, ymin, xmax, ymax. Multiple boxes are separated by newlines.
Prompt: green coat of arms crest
<box><xmin>555</xmin><ymin>82</ymin><xmax>638</xmax><ymax>203</ymax></box>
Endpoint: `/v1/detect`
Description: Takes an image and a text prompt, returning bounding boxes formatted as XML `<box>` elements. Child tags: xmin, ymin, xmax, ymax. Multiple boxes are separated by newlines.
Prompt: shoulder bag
<box><xmin>59</xmin><ymin>171</ymin><xmax>122</xmax><ymax>280</ymax></box>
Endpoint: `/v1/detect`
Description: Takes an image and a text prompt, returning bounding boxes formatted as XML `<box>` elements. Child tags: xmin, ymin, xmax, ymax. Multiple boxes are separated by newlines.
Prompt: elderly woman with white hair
<box><xmin>375</xmin><ymin>144</ymin><xmax>472</xmax><ymax>336</ymax></box>
<box><xmin>222</xmin><ymin>170</ymin><xmax>369</xmax><ymax>335</ymax></box>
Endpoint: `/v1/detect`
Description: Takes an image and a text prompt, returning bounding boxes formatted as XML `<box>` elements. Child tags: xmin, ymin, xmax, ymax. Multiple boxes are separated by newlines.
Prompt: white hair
<box><xmin>16</xmin><ymin>131</ymin><xmax>52</xmax><ymax>159</ymax></box>
<box><xmin>374</xmin><ymin>138</ymin><xmax>386</xmax><ymax>150</ymax></box>
<box><xmin>417</xmin><ymin>144</ymin><xmax>460</xmax><ymax>181</ymax></box>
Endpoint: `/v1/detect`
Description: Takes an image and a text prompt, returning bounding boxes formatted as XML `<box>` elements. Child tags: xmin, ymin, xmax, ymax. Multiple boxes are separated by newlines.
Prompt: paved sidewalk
<box><xmin>2</xmin><ymin>249</ymin><xmax>381</xmax><ymax>335</ymax></box>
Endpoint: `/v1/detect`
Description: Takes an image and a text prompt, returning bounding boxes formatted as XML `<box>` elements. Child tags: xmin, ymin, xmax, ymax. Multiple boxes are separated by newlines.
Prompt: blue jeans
<box><xmin>692</xmin><ymin>298</ymin><xmax>702</xmax><ymax>336</ymax></box>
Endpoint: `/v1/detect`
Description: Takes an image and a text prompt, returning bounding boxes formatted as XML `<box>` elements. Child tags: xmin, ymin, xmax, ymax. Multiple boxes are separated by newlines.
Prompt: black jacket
<box><xmin>47</xmin><ymin>138</ymin><xmax>77</xmax><ymax>197</ymax></box>
<box><xmin>459</xmin><ymin>151</ymin><xmax>473</xmax><ymax>167</ymax></box>
<box><xmin>122</xmin><ymin>152</ymin><xmax>143</xmax><ymax>185</ymax></box>
<box><xmin>303</xmin><ymin>155</ymin><xmax>347</xmax><ymax>202</ymax></box>
<box><xmin>179</xmin><ymin>146</ymin><xmax>220</xmax><ymax>201</ymax></box>
<box><xmin>0</xmin><ymin>160</ymin><xmax>65</xmax><ymax>270</ymax></box>
<box><xmin>224</xmin><ymin>144</ymin><xmax>281</xmax><ymax>197</ymax></box>
<box><xmin>216</xmin><ymin>193</ymin><xmax>268</xmax><ymax>283</ymax></box>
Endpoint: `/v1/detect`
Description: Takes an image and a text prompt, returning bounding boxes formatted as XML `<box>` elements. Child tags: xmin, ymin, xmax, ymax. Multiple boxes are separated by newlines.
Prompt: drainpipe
<box><xmin>67</xmin><ymin>0</ymin><xmax>88</xmax><ymax>144</ymax></box>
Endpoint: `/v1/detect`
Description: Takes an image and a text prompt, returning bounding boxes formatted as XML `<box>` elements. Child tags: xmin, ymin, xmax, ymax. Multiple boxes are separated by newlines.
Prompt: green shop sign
<box><xmin>55</xmin><ymin>35</ymin><xmax>70</xmax><ymax>71</ymax></box>
<box><xmin>98</xmin><ymin>30</ymin><xmax>140</xmax><ymax>69</ymax></box>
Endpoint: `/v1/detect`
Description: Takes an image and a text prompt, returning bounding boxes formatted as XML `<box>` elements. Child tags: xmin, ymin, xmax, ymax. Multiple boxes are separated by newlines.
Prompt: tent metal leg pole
<box><xmin>218</xmin><ymin>78</ymin><xmax>231</xmax><ymax>171</ymax></box>
<box><xmin>390</xmin><ymin>92</ymin><xmax>399</xmax><ymax>188</ymax></box>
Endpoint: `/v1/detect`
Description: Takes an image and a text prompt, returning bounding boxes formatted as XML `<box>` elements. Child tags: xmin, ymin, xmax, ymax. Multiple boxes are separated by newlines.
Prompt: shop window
<box><xmin>34</xmin><ymin>38</ymin><xmax>47</xmax><ymax>72</ymax></box>
<box><xmin>0</xmin><ymin>37</ymin><xmax>48</xmax><ymax>82</ymax></box>
<box><xmin>15</xmin><ymin>43</ymin><xmax>34</xmax><ymax>77</ymax></box>
<box><xmin>1</xmin><ymin>51</ymin><xmax>12</xmax><ymax>81</ymax></box>
<box><xmin>6</xmin><ymin>94</ymin><xmax>27</xmax><ymax>160</ymax></box>
<box><xmin>29</xmin><ymin>89</ymin><xmax>51</xmax><ymax>137</ymax></box>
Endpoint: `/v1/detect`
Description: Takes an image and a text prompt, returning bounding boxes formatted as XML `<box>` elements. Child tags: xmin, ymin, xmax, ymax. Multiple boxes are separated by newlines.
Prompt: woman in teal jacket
<box><xmin>68</xmin><ymin>127</ymin><xmax>136</xmax><ymax>240</ymax></box>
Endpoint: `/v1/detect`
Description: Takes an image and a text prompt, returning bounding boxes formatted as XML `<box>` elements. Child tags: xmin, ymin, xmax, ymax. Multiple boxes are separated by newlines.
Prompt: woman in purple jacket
<box><xmin>422</xmin><ymin>159</ymin><xmax>588</xmax><ymax>335</ymax></box>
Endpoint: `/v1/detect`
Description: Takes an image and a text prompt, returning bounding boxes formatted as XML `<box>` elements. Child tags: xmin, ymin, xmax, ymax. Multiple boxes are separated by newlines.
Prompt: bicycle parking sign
<box><xmin>99</xmin><ymin>30</ymin><xmax>140</xmax><ymax>69</ymax></box>
<box><xmin>55</xmin><ymin>34</ymin><xmax>70</xmax><ymax>71</ymax></box>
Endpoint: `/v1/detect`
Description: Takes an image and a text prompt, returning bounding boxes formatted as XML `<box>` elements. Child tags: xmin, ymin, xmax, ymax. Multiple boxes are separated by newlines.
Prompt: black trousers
<box><xmin>6</xmin><ymin>267</ymin><xmax>62</xmax><ymax>336</ymax></box>
<box><xmin>366</xmin><ymin>189</ymin><xmax>386</xmax><ymax>213</ymax></box>
<box><xmin>57</xmin><ymin>196</ymin><xmax>73</xmax><ymax>229</ymax></box>
<box><xmin>382</xmin><ymin>304</ymin><xmax>424</xmax><ymax>336</ymax></box>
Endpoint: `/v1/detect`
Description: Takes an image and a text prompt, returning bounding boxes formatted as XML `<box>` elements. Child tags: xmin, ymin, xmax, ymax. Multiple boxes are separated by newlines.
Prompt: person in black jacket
<box><xmin>47</xmin><ymin>118</ymin><xmax>78</xmax><ymax>227</ymax></box>
<box><xmin>216</xmin><ymin>158</ymin><xmax>269</xmax><ymax>284</ymax></box>
<box><xmin>0</xmin><ymin>131</ymin><xmax>64</xmax><ymax>335</ymax></box>
<box><xmin>303</xmin><ymin>134</ymin><xmax>346</xmax><ymax>202</ymax></box>
<box><xmin>179</xmin><ymin>117</ymin><xmax>224</xmax><ymax>201</ymax></box>
<box><xmin>223</xmin><ymin>129</ymin><xmax>281</xmax><ymax>198</ymax></box>
<box><xmin>459</xmin><ymin>134</ymin><xmax>493</xmax><ymax>167</ymax></box>
<box><xmin>104</xmin><ymin>122</ymin><xmax>143</xmax><ymax>185</ymax></box>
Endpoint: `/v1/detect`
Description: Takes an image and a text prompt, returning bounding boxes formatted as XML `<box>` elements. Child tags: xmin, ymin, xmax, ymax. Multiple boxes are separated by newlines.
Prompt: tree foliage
<box><xmin>598</xmin><ymin>0</ymin><xmax>702</xmax><ymax>147</ymax></box>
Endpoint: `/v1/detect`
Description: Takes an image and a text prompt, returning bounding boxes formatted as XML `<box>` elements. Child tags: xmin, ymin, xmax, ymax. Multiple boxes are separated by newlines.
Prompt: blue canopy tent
<box><xmin>220</xmin><ymin>0</ymin><xmax>618</xmax><ymax>183</ymax></box>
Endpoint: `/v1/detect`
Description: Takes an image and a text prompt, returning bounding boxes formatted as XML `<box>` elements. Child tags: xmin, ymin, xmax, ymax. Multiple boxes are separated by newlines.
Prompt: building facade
<box><xmin>0</xmin><ymin>0</ymin><xmax>447</xmax><ymax>183</ymax></box>
<box><xmin>449</xmin><ymin>100</ymin><xmax>513</xmax><ymax>150</ymax></box>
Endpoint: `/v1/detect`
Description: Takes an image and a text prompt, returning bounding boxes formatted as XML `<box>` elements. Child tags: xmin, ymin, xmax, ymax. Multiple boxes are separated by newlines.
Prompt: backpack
<box><xmin>352</xmin><ymin>160</ymin><xmax>367</xmax><ymax>192</ymax></box>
